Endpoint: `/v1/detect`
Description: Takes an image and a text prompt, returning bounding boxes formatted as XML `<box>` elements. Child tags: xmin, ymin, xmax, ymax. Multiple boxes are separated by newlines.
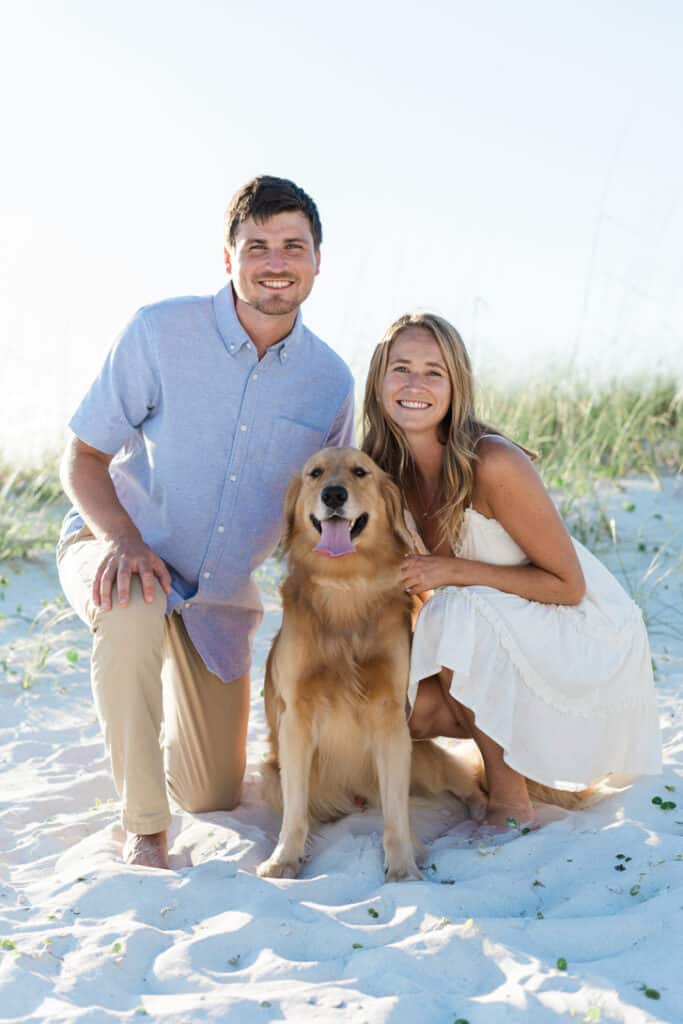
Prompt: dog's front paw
<box><xmin>384</xmin><ymin>857</ymin><xmax>422</xmax><ymax>883</ymax></box>
<box><xmin>257</xmin><ymin>855</ymin><xmax>302</xmax><ymax>879</ymax></box>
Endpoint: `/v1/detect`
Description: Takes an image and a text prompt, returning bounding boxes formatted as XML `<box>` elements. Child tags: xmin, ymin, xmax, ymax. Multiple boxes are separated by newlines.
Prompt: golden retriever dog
<box><xmin>257</xmin><ymin>447</ymin><xmax>488</xmax><ymax>882</ymax></box>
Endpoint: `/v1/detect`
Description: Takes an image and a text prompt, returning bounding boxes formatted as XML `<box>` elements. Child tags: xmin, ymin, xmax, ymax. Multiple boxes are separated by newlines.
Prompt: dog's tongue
<box><xmin>314</xmin><ymin>518</ymin><xmax>355</xmax><ymax>557</ymax></box>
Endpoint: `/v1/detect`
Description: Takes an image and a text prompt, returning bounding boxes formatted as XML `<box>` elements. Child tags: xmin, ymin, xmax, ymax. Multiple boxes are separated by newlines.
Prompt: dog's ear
<box><xmin>379</xmin><ymin>472</ymin><xmax>414</xmax><ymax>553</ymax></box>
<box><xmin>278</xmin><ymin>471</ymin><xmax>304</xmax><ymax>557</ymax></box>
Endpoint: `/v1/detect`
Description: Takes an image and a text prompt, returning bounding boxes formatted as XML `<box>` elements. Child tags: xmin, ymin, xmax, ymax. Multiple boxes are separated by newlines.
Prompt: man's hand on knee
<box><xmin>92</xmin><ymin>535</ymin><xmax>172</xmax><ymax>611</ymax></box>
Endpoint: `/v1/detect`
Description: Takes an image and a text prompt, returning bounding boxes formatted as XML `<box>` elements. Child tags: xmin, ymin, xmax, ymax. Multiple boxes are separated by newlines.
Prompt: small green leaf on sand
<box><xmin>111</xmin><ymin>942</ymin><xmax>122</xmax><ymax>954</ymax></box>
<box><xmin>65</xmin><ymin>650</ymin><xmax>79</xmax><ymax>664</ymax></box>
<box><xmin>630</xmin><ymin>885</ymin><xmax>641</xmax><ymax>896</ymax></box>
<box><xmin>556</xmin><ymin>957</ymin><xmax>568</xmax><ymax>971</ymax></box>
<box><xmin>536</xmin><ymin>911</ymin><xmax>544</xmax><ymax>919</ymax></box>
<box><xmin>352</xmin><ymin>942</ymin><xmax>363</xmax><ymax>949</ymax></box>
<box><xmin>367</xmin><ymin>908</ymin><xmax>379</xmax><ymax>918</ymax></box>
<box><xmin>1</xmin><ymin>939</ymin><xmax>16</xmax><ymax>951</ymax></box>
<box><xmin>639</xmin><ymin>985</ymin><xmax>660</xmax><ymax>1000</ymax></box>
<box><xmin>583</xmin><ymin>1009</ymin><xmax>601</xmax><ymax>1023</ymax></box>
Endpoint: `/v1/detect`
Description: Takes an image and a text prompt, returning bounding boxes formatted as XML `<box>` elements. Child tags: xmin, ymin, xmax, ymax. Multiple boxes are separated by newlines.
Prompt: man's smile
<box><xmin>259</xmin><ymin>279</ymin><xmax>294</xmax><ymax>290</ymax></box>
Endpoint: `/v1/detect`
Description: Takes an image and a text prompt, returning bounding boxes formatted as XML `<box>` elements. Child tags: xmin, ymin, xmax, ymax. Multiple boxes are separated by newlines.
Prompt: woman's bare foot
<box><xmin>123</xmin><ymin>830</ymin><xmax>169</xmax><ymax>868</ymax></box>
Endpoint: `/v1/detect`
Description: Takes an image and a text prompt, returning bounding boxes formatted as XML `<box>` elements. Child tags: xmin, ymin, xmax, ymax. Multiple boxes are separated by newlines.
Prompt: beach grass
<box><xmin>477</xmin><ymin>373</ymin><xmax>682</xmax><ymax>488</ymax></box>
<box><xmin>476</xmin><ymin>374</ymin><xmax>682</xmax><ymax>546</ymax></box>
<box><xmin>0</xmin><ymin>458</ymin><xmax>66</xmax><ymax>562</ymax></box>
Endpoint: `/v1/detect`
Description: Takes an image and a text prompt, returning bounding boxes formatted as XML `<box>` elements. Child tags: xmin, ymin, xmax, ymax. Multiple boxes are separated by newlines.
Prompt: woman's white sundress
<box><xmin>407</xmin><ymin>507</ymin><xmax>663</xmax><ymax>790</ymax></box>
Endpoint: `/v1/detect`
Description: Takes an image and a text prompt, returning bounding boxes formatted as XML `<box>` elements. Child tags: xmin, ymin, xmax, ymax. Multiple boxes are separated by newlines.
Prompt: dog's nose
<box><xmin>321</xmin><ymin>485</ymin><xmax>348</xmax><ymax>510</ymax></box>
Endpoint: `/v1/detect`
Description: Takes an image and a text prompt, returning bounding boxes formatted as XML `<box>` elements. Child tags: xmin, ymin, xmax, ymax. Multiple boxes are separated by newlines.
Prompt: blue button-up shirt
<box><xmin>61</xmin><ymin>285</ymin><xmax>355</xmax><ymax>680</ymax></box>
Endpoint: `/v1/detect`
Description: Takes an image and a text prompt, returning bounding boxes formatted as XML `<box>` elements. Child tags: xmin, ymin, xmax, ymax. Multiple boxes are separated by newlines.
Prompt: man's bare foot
<box><xmin>484</xmin><ymin>799</ymin><xmax>537</xmax><ymax>830</ymax></box>
<box><xmin>123</xmin><ymin>830</ymin><xmax>169</xmax><ymax>868</ymax></box>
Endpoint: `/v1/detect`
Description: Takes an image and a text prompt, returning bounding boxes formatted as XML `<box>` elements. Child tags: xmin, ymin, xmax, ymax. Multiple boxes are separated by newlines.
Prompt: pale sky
<box><xmin>2</xmin><ymin>0</ymin><xmax>682</xmax><ymax>462</ymax></box>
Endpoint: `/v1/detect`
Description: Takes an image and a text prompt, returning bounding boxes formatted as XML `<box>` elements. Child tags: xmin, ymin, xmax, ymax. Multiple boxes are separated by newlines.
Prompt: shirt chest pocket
<box><xmin>264</xmin><ymin>416</ymin><xmax>328</xmax><ymax>499</ymax></box>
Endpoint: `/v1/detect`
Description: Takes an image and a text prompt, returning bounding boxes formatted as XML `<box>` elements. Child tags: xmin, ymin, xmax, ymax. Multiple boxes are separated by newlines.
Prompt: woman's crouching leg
<box><xmin>409</xmin><ymin>673</ymin><xmax>472</xmax><ymax>740</ymax></box>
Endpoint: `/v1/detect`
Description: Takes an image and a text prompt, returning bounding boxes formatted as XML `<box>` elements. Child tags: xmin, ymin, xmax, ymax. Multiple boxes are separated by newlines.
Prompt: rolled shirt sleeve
<box><xmin>69</xmin><ymin>310</ymin><xmax>161</xmax><ymax>455</ymax></box>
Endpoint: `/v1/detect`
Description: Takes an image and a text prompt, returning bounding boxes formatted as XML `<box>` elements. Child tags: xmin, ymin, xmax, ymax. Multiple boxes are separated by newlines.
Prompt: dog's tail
<box><xmin>526</xmin><ymin>779</ymin><xmax>596</xmax><ymax>810</ymax></box>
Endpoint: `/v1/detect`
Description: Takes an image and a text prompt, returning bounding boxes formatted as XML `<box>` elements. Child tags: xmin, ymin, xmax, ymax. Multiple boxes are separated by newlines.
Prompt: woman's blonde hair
<box><xmin>362</xmin><ymin>311</ymin><xmax>524</xmax><ymax>550</ymax></box>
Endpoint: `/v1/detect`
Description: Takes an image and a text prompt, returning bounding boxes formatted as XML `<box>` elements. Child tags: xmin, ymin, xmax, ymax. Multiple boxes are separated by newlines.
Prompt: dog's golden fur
<box><xmin>258</xmin><ymin>447</ymin><xmax>488</xmax><ymax>881</ymax></box>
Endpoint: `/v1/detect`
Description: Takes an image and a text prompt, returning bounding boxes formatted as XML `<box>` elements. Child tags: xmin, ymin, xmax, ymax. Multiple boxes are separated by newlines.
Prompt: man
<box><xmin>57</xmin><ymin>176</ymin><xmax>354</xmax><ymax>869</ymax></box>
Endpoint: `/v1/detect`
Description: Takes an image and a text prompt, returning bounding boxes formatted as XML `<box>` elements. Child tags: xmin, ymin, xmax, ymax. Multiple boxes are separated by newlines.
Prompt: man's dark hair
<box><xmin>224</xmin><ymin>176</ymin><xmax>322</xmax><ymax>250</ymax></box>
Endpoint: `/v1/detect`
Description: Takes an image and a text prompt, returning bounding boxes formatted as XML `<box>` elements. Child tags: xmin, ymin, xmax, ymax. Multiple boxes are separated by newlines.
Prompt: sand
<box><xmin>1</xmin><ymin>477</ymin><xmax>682</xmax><ymax>1023</ymax></box>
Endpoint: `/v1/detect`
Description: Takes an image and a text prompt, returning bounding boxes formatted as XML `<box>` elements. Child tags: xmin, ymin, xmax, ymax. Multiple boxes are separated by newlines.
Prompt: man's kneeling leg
<box><xmin>163</xmin><ymin>613</ymin><xmax>250</xmax><ymax>814</ymax></box>
<box><xmin>58</xmin><ymin>533</ymin><xmax>172</xmax><ymax>841</ymax></box>
<box><xmin>90</xmin><ymin>579</ymin><xmax>171</xmax><ymax>836</ymax></box>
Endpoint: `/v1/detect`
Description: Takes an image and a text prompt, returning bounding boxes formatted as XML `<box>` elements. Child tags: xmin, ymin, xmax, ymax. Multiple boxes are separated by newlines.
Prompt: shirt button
<box><xmin>217</xmin><ymin>525</ymin><xmax>225</xmax><ymax>533</ymax></box>
<box><xmin>203</xmin><ymin>571</ymin><xmax>211</xmax><ymax>579</ymax></box>
<box><xmin>240</xmin><ymin>424</ymin><xmax>247</xmax><ymax>432</ymax></box>
<box><xmin>229</xmin><ymin>474</ymin><xmax>237</xmax><ymax>482</ymax></box>
<box><xmin>252</xmin><ymin>373</ymin><xmax>258</xmax><ymax>381</ymax></box>
<box><xmin>229</xmin><ymin>344</ymin><xmax>235</xmax><ymax>352</ymax></box>
<box><xmin>282</xmin><ymin>352</ymin><xmax>288</xmax><ymax>360</ymax></box>
<box><xmin>184</xmin><ymin>603</ymin><xmax>191</xmax><ymax>609</ymax></box>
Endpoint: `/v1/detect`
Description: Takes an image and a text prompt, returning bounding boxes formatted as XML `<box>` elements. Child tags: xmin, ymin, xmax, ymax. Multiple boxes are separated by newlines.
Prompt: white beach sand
<box><xmin>1</xmin><ymin>478</ymin><xmax>682</xmax><ymax>1024</ymax></box>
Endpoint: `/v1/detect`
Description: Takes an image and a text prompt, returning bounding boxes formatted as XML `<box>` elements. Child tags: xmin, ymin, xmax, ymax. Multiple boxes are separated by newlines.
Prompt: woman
<box><xmin>362</xmin><ymin>312</ymin><xmax>662</xmax><ymax>830</ymax></box>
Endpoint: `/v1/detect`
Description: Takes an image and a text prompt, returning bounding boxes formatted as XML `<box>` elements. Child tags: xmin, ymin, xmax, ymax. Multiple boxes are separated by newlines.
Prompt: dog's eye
<box><xmin>309</xmin><ymin>467</ymin><xmax>323</xmax><ymax>479</ymax></box>
<box><xmin>352</xmin><ymin>467</ymin><xmax>368</xmax><ymax>478</ymax></box>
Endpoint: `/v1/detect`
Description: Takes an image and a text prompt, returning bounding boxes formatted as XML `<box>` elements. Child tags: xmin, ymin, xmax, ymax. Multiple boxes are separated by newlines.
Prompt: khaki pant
<box><xmin>57</xmin><ymin>529</ymin><xmax>251</xmax><ymax>835</ymax></box>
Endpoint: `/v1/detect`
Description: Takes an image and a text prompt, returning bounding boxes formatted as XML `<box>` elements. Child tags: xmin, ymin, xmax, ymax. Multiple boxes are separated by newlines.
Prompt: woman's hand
<box><xmin>400</xmin><ymin>554</ymin><xmax>460</xmax><ymax>593</ymax></box>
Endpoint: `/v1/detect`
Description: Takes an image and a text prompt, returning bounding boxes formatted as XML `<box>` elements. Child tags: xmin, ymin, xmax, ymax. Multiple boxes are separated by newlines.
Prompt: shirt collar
<box><xmin>213</xmin><ymin>284</ymin><xmax>304</xmax><ymax>362</ymax></box>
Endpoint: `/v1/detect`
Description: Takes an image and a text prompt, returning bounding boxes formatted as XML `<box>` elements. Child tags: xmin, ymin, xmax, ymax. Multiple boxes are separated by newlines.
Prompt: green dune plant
<box><xmin>476</xmin><ymin>373</ymin><xmax>682</xmax><ymax>491</ymax></box>
<box><xmin>0</xmin><ymin>458</ymin><xmax>65</xmax><ymax>561</ymax></box>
